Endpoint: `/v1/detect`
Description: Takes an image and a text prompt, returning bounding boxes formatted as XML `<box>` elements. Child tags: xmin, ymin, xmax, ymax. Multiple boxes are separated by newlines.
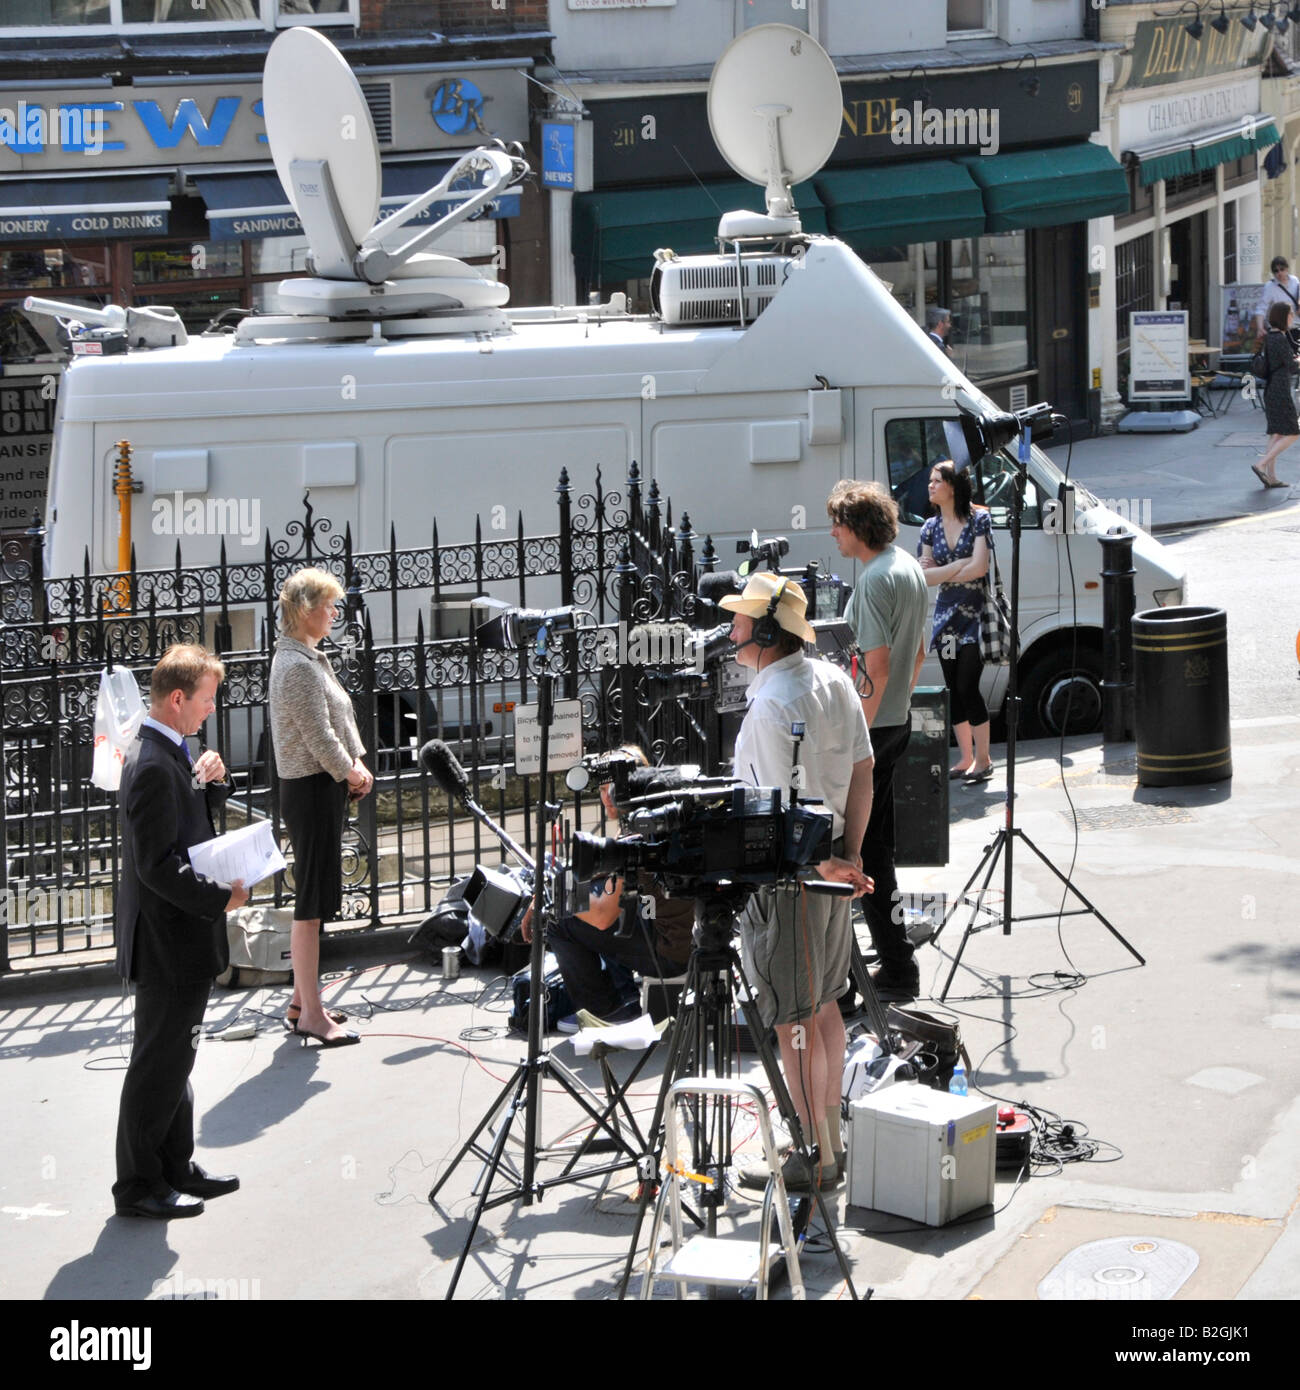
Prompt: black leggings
<box><xmin>940</xmin><ymin>641</ymin><xmax>988</xmax><ymax>727</ymax></box>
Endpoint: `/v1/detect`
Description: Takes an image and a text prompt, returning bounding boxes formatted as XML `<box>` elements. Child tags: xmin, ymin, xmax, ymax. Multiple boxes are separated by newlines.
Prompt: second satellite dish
<box><xmin>707</xmin><ymin>24</ymin><xmax>841</xmax><ymax>237</ymax></box>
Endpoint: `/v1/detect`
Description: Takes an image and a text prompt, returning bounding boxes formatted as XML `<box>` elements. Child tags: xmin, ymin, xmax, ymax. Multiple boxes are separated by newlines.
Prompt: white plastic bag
<box><xmin>91</xmin><ymin>666</ymin><xmax>147</xmax><ymax>791</ymax></box>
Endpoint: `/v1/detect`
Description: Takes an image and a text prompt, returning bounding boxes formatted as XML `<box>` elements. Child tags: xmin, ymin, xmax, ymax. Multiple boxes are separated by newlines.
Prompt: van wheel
<box><xmin>1016</xmin><ymin>645</ymin><xmax>1103</xmax><ymax>739</ymax></box>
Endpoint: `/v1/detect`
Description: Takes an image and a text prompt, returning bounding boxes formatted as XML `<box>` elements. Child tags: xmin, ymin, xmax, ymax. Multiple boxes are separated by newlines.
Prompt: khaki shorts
<box><xmin>739</xmin><ymin>883</ymin><xmax>852</xmax><ymax>1029</ymax></box>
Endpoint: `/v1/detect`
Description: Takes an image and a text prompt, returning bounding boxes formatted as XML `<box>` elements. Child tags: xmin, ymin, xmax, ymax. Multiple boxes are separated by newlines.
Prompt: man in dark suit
<box><xmin>926</xmin><ymin>305</ymin><xmax>954</xmax><ymax>358</ymax></box>
<box><xmin>113</xmin><ymin>644</ymin><xmax>248</xmax><ymax>1220</ymax></box>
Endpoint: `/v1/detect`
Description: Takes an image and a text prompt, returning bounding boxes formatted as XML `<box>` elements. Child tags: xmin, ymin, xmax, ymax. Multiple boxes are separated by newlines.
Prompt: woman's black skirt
<box><xmin>279</xmin><ymin>771</ymin><xmax>349</xmax><ymax>923</ymax></box>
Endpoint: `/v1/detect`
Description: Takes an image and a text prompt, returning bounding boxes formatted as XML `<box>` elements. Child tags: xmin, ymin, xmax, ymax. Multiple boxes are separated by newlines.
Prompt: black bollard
<box><xmin>1099</xmin><ymin>529</ymin><xmax>1135</xmax><ymax>743</ymax></box>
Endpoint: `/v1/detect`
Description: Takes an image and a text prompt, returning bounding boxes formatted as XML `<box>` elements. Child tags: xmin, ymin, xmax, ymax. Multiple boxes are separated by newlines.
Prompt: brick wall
<box><xmin>361</xmin><ymin>0</ymin><xmax>549</xmax><ymax>33</ymax></box>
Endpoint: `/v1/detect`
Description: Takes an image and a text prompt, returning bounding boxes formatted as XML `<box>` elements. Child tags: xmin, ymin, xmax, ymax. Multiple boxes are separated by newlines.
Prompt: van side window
<box><xmin>885</xmin><ymin>418</ymin><xmax>953</xmax><ymax>524</ymax></box>
<box><xmin>884</xmin><ymin>418</ymin><xmax>1041</xmax><ymax>529</ymax></box>
<box><xmin>974</xmin><ymin>448</ymin><xmax>1042</xmax><ymax>530</ymax></box>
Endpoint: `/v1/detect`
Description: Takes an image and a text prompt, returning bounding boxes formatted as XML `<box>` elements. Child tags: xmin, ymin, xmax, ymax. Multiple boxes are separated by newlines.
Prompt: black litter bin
<box><xmin>1132</xmin><ymin>606</ymin><xmax>1231</xmax><ymax>786</ymax></box>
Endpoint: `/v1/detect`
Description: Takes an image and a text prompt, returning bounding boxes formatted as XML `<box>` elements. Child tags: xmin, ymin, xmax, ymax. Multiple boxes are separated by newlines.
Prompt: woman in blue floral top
<box><xmin>917</xmin><ymin>462</ymin><xmax>995</xmax><ymax>785</ymax></box>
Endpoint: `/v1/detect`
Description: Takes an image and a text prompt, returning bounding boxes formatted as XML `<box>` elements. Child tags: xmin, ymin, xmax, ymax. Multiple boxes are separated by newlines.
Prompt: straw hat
<box><xmin>717</xmin><ymin>571</ymin><xmax>817</xmax><ymax>645</ymax></box>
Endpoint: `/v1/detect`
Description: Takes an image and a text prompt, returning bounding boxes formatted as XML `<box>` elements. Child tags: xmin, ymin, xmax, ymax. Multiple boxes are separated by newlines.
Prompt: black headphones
<box><xmin>751</xmin><ymin>577</ymin><xmax>791</xmax><ymax>649</ymax></box>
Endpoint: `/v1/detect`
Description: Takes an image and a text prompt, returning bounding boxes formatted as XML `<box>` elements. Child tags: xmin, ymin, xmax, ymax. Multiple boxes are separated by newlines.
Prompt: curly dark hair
<box><xmin>932</xmin><ymin>461</ymin><xmax>973</xmax><ymax>520</ymax></box>
<box><xmin>826</xmin><ymin>479</ymin><xmax>899</xmax><ymax>550</ymax></box>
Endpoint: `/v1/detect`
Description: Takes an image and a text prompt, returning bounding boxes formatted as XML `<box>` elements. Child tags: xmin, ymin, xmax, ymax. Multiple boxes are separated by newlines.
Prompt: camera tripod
<box><xmin>429</xmin><ymin>646</ymin><xmax>648</xmax><ymax>1299</ymax></box>
<box><xmin>615</xmin><ymin>889</ymin><xmax>862</xmax><ymax>1300</ymax></box>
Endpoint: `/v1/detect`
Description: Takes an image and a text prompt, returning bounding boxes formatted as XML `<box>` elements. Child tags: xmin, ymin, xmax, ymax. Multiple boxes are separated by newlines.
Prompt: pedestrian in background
<box><xmin>917</xmin><ymin>463</ymin><xmax>995</xmax><ymax>783</ymax></box>
<box><xmin>926</xmin><ymin>305</ymin><xmax>954</xmax><ymax>358</ymax></box>
<box><xmin>269</xmin><ymin>567</ymin><xmax>372</xmax><ymax>1048</ymax></box>
<box><xmin>1252</xmin><ymin>301</ymin><xmax>1298</xmax><ymax>490</ymax></box>
<box><xmin>1252</xmin><ymin>256</ymin><xmax>1300</xmax><ymax>345</ymax></box>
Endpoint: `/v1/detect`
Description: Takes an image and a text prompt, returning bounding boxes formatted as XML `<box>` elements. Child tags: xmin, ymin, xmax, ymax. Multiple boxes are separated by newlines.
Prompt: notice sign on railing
<box><xmin>513</xmin><ymin>699</ymin><xmax>584</xmax><ymax>776</ymax></box>
<box><xmin>0</xmin><ymin>375</ymin><xmax>56</xmax><ymax>532</ymax></box>
<box><xmin>1129</xmin><ymin>310</ymin><xmax>1190</xmax><ymax>401</ymax></box>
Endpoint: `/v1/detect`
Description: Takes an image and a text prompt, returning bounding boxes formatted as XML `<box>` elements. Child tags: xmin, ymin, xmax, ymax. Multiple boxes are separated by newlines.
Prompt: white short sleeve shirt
<box><xmin>732</xmin><ymin>652</ymin><xmax>873</xmax><ymax>840</ymax></box>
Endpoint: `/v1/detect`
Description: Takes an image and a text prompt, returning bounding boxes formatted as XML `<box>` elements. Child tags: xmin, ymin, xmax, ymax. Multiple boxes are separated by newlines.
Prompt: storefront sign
<box><xmin>0</xmin><ymin>378</ymin><xmax>56</xmax><ymax>530</ymax></box>
<box><xmin>541</xmin><ymin>122</ymin><xmax>576</xmax><ymax>188</ymax></box>
<box><xmin>0</xmin><ymin>69</ymin><xmax>529</xmax><ymax>174</ymax></box>
<box><xmin>592</xmin><ymin>61</ymin><xmax>1100</xmax><ymax>184</ymax></box>
<box><xmin>1118</xmin><ymin>74</ymin><xmax>1260</xmax><ymax>149</ymax></box>
<box><xmin>1117</xmin><ymin>17</ymin><xmax>1270</xmax><ymax>92</ymax></box>
<box><xmin>1129</xmin><ymin>310</ymin><xmax>1190</xmax><ymax>399</ymax></box>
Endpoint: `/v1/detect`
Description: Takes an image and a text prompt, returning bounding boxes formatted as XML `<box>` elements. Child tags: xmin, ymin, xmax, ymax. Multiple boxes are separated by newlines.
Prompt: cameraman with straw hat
<box><xmin>718</xmin><ymin>572</ymin><xmax>874</xmax><ymax>1193</ymax></box>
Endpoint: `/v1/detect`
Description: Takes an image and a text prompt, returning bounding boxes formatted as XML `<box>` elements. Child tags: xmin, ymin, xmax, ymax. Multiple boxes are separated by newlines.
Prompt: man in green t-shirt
<box><xmin>828</xmin><ymin>480</ymin><xmax>930</xmax><ymax>1000</ymax></box>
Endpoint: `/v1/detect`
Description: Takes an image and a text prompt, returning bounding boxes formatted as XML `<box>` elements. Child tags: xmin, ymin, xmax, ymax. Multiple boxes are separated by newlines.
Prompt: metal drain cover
<box><xmin>1065</xmin><ymin>803</ymin><xmax>1195</xmax><ymax>831</ymax></box>
<box><xmin>1038</xmin><ymin>1236</ymin><xmax>1199</xmax><ymax>1301</ymax></box>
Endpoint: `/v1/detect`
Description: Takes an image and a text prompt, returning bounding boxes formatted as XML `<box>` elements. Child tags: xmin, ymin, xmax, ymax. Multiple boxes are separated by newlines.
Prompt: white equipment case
<box><xmin>847</xmin><ymin>1084</ymin><xmax>996</xmax><ymax>1226</ymax></box>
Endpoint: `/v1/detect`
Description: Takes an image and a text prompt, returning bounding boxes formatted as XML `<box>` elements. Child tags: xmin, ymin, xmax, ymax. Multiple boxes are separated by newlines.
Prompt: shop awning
<box><xmin>1130</xmin><ymin>116</ymin><xmax>1281</xmax><ymax>187</ymax></box>
<box><xmin>0</xmin><ymin>173</ymin><xmax>170</xmax><ymax>241</ymax></box>
<box><xmin>960</xmin><ymin>143</ymin><xmax>1130</xmax><ymax>231</ymax></box>
<box><xmin>573</xmin><ymin>178</ymin><xmax>828</xmax><ymax>285</ymax></box>
<box><xmin>196</xmin><ymin>158</ymin><xmax>522</xmax><ymax>242</ymax></box>
<box><xmin>813</xmin><ymin>159</ymin><xmax>986</xmax><ymax>251</ymax></box>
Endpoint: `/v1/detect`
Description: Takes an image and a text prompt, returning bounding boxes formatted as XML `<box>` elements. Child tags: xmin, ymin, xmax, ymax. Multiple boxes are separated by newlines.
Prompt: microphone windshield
<box><xmin>697</xmin><ymin>570</ymin><xmax>744</xmax><ymax>603</ymax></box>
<box><xmin>419</xmin><ymin>739</ymin><xmax>469</xmax><ymax>799</ymax></box>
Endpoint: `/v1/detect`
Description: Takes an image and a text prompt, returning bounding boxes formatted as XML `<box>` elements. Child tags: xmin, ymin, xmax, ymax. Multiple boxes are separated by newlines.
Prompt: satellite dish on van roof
<box><xmin>707</xmin><ymin>24</ymin><xmax>841</xmax><ymax>240</ymax></box>
<box><xmin>263</xmin><ymin>27</ymin><xmax>382</xmax><ymax>280</ymax></box>
<box><xmin>256</xmin><ymin>27</ymin><xmax>528</xmax><ymax>332</ymax></box>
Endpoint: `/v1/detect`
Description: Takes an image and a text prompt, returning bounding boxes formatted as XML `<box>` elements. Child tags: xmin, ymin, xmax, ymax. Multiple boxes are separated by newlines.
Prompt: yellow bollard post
<box><xmin>110</xmin><ymin>440</ymin><xmax>137</xmax><ymax>613</ymax></box>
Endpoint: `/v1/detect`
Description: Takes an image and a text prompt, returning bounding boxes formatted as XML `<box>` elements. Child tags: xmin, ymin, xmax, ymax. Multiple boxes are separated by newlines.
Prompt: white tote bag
<box><xmin>91</xmin><ymin>667</ymin><xmax>147</xmax><ymax>791</ymax></box>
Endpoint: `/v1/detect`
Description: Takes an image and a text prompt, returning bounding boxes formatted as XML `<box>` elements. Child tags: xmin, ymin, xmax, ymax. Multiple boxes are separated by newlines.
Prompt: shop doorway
<box><xmin>1168</xmin><ymin>212</ymin><xmax>1209</xmax><ymax>343</ymax></box>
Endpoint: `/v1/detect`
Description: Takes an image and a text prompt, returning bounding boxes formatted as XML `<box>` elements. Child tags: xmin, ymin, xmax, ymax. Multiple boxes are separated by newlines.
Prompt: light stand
<box><xmin>929</xmin><ymin>424</ymin><xmax>1145</xmax><ymax>999</ymax></box>
<box><xmin>428</xmin><ymin>621</ymin><xmax>646</xmax><ymax>1298</ymax></box>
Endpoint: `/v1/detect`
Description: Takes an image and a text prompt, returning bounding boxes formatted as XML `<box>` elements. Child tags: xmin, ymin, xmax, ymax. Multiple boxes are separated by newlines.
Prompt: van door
<box><xmin>869</xmin><ymin>408</ymin><xmax>1062</xmax><ymax>703</ymax></box>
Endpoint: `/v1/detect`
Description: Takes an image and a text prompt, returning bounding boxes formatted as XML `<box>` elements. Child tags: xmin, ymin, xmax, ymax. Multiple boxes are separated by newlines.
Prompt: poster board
<box><xmin>1129</xmin><ymin>310</ymin><xmax>1190</xmax><ymax>400</ymax></box>
<box><xmin>1221</xmin><ymin>283</ymin><xmax>1267</xmax><ymax>357</ymax></box>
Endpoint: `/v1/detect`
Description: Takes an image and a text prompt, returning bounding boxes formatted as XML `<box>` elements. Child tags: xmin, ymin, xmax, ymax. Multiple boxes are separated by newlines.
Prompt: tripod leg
<box><xmin>930</xmin><ymin>832</ymin><xmax>1005</xmax><ymax>950</ymax></box>
<box><xmin>1011</xmin><ymin>829</ymin><xmax>1146</xmax><ymax>965</ymax></box>
<box><xmin>938</xmin><ymin>832</ymin><xmax>1006</xmax><ymax>1002</ymax></box>
<box><xmin>848</xmin><ymin>933</ymin><xmax>898</xmax><ymax>1047</ymax></box>
<box><xmin>429</xmin><ymin>1065</ymin><xmax>524</xmax><ymax>1204</ymax></box>
<box><xmin>616</xmin><ymin>957</ymin><xmax>707</xmax><ymax>1301</ymax></box>
<box><xmin>441</xmin><ymin>1065</ymin><xmax>531</xmax><ymax>1300</ymax></box>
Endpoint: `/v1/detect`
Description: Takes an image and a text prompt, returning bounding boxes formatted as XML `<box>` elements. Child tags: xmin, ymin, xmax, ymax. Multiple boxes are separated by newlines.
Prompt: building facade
<box><xmin>545</xmin><ymin>0</ymin><xmax>1126</xmax><ymax>426</ymax></box>
<box><xmin>0</xmin><ymin>2</ymin><xmax>553</xmax><ymax>531</ymax></box>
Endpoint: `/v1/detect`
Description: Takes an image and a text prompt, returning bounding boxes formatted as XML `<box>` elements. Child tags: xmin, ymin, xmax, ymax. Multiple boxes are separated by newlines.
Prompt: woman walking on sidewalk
<box><xmin>1253</xmin><ymin>301</ymin><xmax>1298</xmax><ymax>489</ymax></box>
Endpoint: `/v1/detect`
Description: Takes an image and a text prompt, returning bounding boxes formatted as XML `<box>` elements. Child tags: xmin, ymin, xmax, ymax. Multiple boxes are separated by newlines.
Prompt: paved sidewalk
<box><xmin>1046</xmin><ymin>391</ymin><xmax>1300</xmax><ymax>531</ymax></box>
<box><xmin>3</xmin><ymin>718</ymin><xmax>1296</xmax><ymax>1309</ymax></box>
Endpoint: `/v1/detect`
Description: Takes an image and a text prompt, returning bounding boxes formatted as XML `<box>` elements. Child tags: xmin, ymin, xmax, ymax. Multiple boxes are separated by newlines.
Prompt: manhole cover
<box><xmin>1064</xmin><ymin>803</ymin><xmax>1195</xmax><ymax>831</ymax></box>
<box><xmin>1038</xmin><ymin>1236</ymin><xmax>1199</xmax><ymax>1301</ymax></box>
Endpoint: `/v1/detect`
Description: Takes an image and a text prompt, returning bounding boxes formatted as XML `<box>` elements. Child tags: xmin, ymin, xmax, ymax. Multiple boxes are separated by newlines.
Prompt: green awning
<box><xmin>813</xmin><ymin>159</ymin><xmax>986</xmax><ymax>251</ymax></box>
<box><xmin>1136</xmin><ymin>118</ymin><xmax>1281</xmax><ymax>186</ymax></box>
<box><xmin>573</xmin><ymin>179</ymin><xmax>827</xmax><ymax>286</ymax></box>
<box><xmin>961</xmin><ymin>142</ymin><xmax>1130</xmax><ymax>230</ymax></box>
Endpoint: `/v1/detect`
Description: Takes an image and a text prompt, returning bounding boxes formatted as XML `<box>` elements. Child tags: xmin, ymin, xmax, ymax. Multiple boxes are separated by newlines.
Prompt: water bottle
<box><xmin>949</xmin><ymin>1064</ymin><xmax>967</xmax><ymax>1097</ymax></box>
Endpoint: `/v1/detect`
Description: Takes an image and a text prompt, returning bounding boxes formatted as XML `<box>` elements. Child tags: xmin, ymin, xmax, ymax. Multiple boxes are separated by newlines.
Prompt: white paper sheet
<box><xmin>570</xmin><ymin>1013</ymin><xmax>663</xmax><ymax>1056</ymax></box>
<box><xmin>188</xmin><ymin>820</ymin><xmax>287</xmax><ymax>887</ymax></box>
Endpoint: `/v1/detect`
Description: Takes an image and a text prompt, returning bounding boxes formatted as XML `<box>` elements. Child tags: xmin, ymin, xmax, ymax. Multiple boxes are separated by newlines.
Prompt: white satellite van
<box><xmin>33</xmin><ymin>25</ymin><xmax>1184</xmax><ymax>739</ymax></box>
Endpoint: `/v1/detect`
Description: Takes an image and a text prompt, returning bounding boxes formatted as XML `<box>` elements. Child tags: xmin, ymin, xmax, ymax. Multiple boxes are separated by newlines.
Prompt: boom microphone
<box><xmin>420</xmin><ymin>738</ymin><xmax>470</xmax><ymax>801</ymax></box>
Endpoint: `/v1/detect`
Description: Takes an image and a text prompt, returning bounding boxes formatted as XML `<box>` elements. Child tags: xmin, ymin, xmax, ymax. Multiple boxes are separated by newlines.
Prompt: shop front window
<box><xmin>136</xmin><ymin>287</ymin><xmax>245</xmax><ymax>335</ymax></box>
<box><xmin>738</xmin><ymin>0</ymin><xmax>813</xmax><ymax>34</ymax></box>
<box><xmin>4</xmin><ymin>1</ymin><xmax>109</xmax><ymax>23</ymax></box>
<box><xmin>3</xmin><ymin>1</ymin><xmax>357</xmax><ymax>28</ymax></box>
<box><xmin>134</xmin><ymin>240</ymin><xmax>244</xmax><ymax>283</ymax></box>
<box><xmin>947</xmin><ymin>231</ymin><xmax>1028</xmax><ymax>381</ymax></box>
<box><xmin>863</xmin><ymin>243</ymin><xmax>939</xmax><ymax>324</ymax></box>
<box><xmin>2</xmin><ymin>246</ymin><xmax>110</xmax><ymax>292</ymax></box>
<box><xmin>948</xmin><ymin>1</ymin><xmax>994</xmax><ymax>34</ymax></box>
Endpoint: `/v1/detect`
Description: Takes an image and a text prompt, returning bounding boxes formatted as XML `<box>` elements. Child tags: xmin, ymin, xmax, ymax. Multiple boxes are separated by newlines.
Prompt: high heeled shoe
<box><xmin>284</xmin><ymin>1004</ymin><xmax>349</xmax><ymax>1034</ymax></box>
<box><xmin>299</xmin><ymin>1026</ymin><xmax>361</xmax><ymax>1049</ymax></box>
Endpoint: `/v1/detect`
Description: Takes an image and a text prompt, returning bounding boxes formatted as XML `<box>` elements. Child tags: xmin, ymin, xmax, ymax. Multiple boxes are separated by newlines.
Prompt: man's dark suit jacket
<box><xmin>115</xmin><ymin>725</ymin><xmax>234</xmax><ymax>984</ymax></box>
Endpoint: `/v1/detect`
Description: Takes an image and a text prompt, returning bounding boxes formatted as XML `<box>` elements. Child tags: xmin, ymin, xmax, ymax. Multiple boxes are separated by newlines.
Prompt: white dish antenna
<box><xmin>259</xmin><ymin>27</ymin><xmax>528</xmax><ymax>324</ymax></box>
<box><xmin>707</xmin><ymin>24</ymin><xmax>841</xmax><ymax>241</ymax></box>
